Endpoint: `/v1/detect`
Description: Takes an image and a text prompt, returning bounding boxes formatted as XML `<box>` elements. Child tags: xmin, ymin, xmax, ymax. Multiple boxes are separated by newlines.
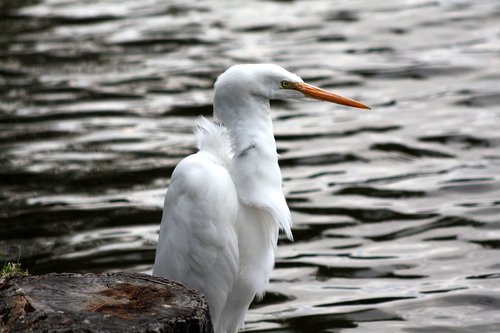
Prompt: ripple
<box><xmin>0</xmin><ymin>163</ymin><xmax>175</xmax><ymax>192</ymax></box>
<box><xmin>370</xmin><ymin>142</ymin><xmax>454</xmax><ymax>158</ymax></box>
<box><xmin>316</xmin><ymin>265</ymin><xmax>426</xmax><ymax>281</ymax></box>
<box><xmin>274</xmin><ymin>308</ymin><xmax>402</xmax><ymax>332</ymax></box>
<box><xmin>456</xmin><ymin>92</ymin><xmax>500</xmax><ymax>107</ymax></box>
<box><xmin>466</xmin><ymin>272</ymin><xmax>500</xmax><ymax>280</ymax></box>
<box><xmin>1</xmin><ymin>110</ymin><xmax>141</xmax><ymax>123</ymax></box>
<box><xmin>275</xmin><ymin>125</ymin><xmax>401</xmax><ymax>141</ymax></box>
<box><xmin>368</xmin><ymin>216</ymin><xmax>482</xmax><ymax>241</ymax></box>
<box><xmin>110</xmin><ymin>36</ymin><xmax>215</xmax><ymax>47</ymax></box>
<box><xmin>324</xmin><ymin>10</ymin><xmax>359</xmax><ymax>22</ymax></box>
<box><xmin>165</xmin><ymin>103</ymin><xmax>213</xmax><ymax>116</ymax></box>
<box><xmin>250</xmin><ymin>291</ymin><xmax>295</xmax><ymax>309</ymax></box>
<box><xmin>316</xmin><ymin>296</ymin><xmax>415</xmax><ymax>307</ymax></box>
<box><xmin>0</xmin><ymin>206</ymin><xmax>161</xmax><ymax>239</ymax></box>
<box><xmin>419</xmin><ymin>134</ymin><xmax>492</xmax><ymax>149</ymax></box>
<box><xmin>280</xmin><ymin>152</ymin><xmax>364</xmax><ymax>166</ymax></box>
<box><xmin>335</xmin><ymin>186</ymin><xmax>426</xmax><ymax>198</ymax></box>
<box><xmin>420</xmin><ymin>287</ymin><xmax>468</xmax><ymax>294</ymax></box>
<box><xmin>348</xmin><ymin>64</ymin><xmax>474</xmax><ymax>80</ymax></box>
<box><xmin>290</xmin><ymin>206</ymin><xmax>437</xmax><ymax>223</ymax></box>
<box><xmin>289</xmin><ymin>222</ymin><xmax>358</xmax><ymax>243</ymax></box>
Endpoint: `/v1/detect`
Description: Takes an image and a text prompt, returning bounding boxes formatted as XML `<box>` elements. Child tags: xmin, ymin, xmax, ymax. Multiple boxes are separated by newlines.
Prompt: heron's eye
<box><xmin>281</xmin><ymin>80</ymin><xmax>291</xmax><ymax>88</ymax></box>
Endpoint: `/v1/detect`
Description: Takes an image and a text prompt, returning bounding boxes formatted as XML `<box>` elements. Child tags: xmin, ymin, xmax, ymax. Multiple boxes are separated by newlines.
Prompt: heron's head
<box><xmin>214</xmin><ymin>64</ymin><xmax>370</xmax><ymax>109</ymax></box>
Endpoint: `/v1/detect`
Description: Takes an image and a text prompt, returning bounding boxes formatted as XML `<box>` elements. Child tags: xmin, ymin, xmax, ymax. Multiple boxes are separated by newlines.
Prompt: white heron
<box><xmin>153</xmin><ymin>64</ymin><xmax>369</xmax><ymax>333</ymax></box>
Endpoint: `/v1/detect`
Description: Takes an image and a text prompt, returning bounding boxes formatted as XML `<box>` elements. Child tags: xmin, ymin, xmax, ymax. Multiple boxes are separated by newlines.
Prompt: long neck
<box><xmin>214</xmin><ymin>92</ymin><xmax>276</xmax><ymax>154</ymax></box>
<box><xmin>213</xmin><ymin>90</ymin><xmax>292</xmax><ymax>239</ymax></box>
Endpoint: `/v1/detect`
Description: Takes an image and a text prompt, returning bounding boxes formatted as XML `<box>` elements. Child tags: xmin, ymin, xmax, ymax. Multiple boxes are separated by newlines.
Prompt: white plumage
<box><xmin>153</xmin><ymin>64</ymin><xmax>369</xmax><ymax>333</ymax></box>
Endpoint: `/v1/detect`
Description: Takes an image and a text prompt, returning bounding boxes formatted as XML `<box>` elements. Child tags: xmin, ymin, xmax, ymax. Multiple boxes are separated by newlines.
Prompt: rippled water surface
<box><xmin>1</xmin><ymin>0</ymin><xmax>500</xmax><ymax>332</ymax></box>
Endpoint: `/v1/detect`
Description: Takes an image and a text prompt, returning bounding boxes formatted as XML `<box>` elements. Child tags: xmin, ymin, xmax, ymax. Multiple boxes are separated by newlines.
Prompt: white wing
<box><xmin>152</xmin><ymin>151</ymin><xmax>239</xmax><ymax>329</ymax></box>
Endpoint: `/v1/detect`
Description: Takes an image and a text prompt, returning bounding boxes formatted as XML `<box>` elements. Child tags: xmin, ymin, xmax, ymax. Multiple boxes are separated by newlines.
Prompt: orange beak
<box><xmin>292</xmin><ymin>82</ymin><xmax>370</xmax><ymax>110</ymax></box>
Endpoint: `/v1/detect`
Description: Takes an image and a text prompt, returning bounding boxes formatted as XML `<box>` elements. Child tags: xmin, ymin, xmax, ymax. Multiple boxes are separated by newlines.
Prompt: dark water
<box><xmin>1</xmin><ymin>0</ymin><xmax>500</xmax><ymax>332</ymax></box>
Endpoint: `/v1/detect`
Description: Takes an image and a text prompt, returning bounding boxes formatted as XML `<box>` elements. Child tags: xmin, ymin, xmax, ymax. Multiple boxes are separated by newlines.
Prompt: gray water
<box><xmin>1</xmin><ymin>0</ymin><xmax>500</xmax><ymax>332</ymax></box>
